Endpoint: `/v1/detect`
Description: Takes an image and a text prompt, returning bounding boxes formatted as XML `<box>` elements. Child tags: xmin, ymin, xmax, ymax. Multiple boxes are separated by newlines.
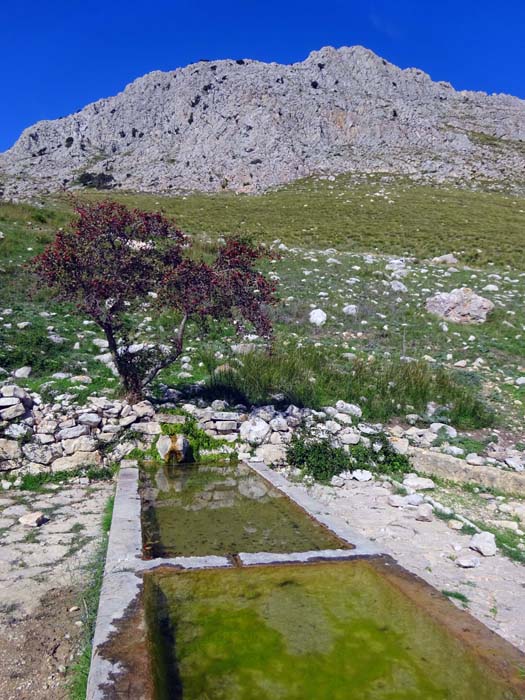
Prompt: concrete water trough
<box><xmin>86</xmin><ymin>459</ymin><xmax>525</xmax><ymax>699</ymax></box>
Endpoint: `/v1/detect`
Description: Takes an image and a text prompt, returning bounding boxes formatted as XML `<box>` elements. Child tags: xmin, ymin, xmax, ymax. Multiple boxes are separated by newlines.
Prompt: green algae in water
<box><xmin>146</xmin><ymin>562</ymin><xmax>524</xmax><ymax>700</ymax></box>
<box><xmin>141</xmin><ymin>462</ymin><xmax>344</xmax><ymax>557</ymax></box>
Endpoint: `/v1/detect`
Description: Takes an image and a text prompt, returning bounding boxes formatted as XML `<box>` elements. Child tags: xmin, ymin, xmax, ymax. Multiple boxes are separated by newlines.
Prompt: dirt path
<box><xmin>0</xmin><ymin>481</ymin><xmax>113</xmax><ymax>699</ymax></box>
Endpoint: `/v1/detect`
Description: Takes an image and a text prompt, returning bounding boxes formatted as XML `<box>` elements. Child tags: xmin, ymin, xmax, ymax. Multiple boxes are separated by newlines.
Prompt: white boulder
<box><xmin>309</xmin><ymin>309</ymin><xmax>327</xmax><ymax>326</ymax></box>
<box><xmin>240</xmin><ymin>417</ymin><xmax>271</xmax><ymax>446</ymax></box>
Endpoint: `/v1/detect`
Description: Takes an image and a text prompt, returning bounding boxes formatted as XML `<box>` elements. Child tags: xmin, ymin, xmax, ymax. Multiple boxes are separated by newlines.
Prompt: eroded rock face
<box><xmin>1</xmin><ymin>45</ymin><xmax>525</xmax><ymax>198</ymax></box>
<box><xmin>425</xmin><ymin>288</ymin><xmax>495</xmax><ymax>324</ymax></box>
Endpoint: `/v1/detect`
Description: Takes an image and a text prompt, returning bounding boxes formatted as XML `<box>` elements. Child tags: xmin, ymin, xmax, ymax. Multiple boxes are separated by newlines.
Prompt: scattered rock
<box><xmin>448</xmin><ymin>519</ymin><xmax>464</xmax><ymax>530</ymax></box>
<box><xmin>415</xmin><ymin>503</ymin><xmax>433</xmax><ymax>521</ymax></box>
<box><xmin>13</xmin><ymin>366</ymin><xmax>32</xmax><ymax>378</ymax></box>
<box><xmin>342</xmin><ymin>304</ymin><xmax>357</xmax><ymax>316</ymax></box>
<box><xmin>19</xmin><ymin>511</ymin><xmax>47</xmax><ymax>527</ymax></box>
<box><xmin>432</xmin><ymin>253</ymin><xmax>458</xmax><ymax>265</ymax></box>
<box><xmin>469</xmin><ymin>531</ymin><xmax>497</xmax><ymax>557</ymax></box>
<box><xmin>429</xmin><ymin>422</ymin><xmax>457</xmax><ymax>439</ymax></box>
<box><xmin>390</xmin><ymin>437</ymin><xmax>409</xmax><ymax>455</ymax></box>
<box><xmin>388</xmin><ymin>495</ymin><xmax>406</xmax><ymax>508</ymax></box>
<box><xmin>351</xmin><ymin>469</ymin><xmax>373</xmax><ymax>482</ymax></box>
<box><xmin>231</xmin><ymin>343</ymin><xmax>259</xmax><ymax>355</ymax></box>
<box><xmin>425</xmin><ymin>287</ymin><xmax>495</xmax><ymax>324</ymax></box>
<box><xmin>402</xmin><ymin>474</ymin><xmax>435</xmax><ymax>491</ymax></box>
<box><xmin>309</xmin><ymin>309</ymin><xmax>327</xmax><ymax>326</ymax></box>
<box><xmin>456</xmin><ymin>556</ymin><xmax>480</xmax><ymax>568</ymax></box>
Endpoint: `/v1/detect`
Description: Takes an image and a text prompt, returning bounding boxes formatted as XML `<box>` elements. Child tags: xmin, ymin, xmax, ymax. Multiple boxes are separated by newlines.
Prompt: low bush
<box><xmin>287</xmin><ymin>434</ymin><xmax>349</xmax><ymax>482</ymax></box>
<box><xmin>286</xmin><ymin>430</ymin><xmax>411</xmax><ymax>483</ymax></box>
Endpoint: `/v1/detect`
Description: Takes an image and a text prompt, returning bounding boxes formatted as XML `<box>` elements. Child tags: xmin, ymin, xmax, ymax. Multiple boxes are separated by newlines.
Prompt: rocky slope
<box><xmin>1</xmin><ymin>45</ymin><xmax>525</xmax><ymax>198</ymax></box>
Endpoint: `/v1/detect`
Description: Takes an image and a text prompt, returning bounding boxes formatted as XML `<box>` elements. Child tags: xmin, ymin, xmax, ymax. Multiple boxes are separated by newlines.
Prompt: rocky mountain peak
<box><xmin>1</xmin><ymin>45</ymin><xmax>524</xmax><ymax>199</ymax></box>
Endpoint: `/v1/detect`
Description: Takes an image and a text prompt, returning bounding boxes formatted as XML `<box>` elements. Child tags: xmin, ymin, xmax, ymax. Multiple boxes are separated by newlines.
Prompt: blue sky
<box><xmin>1</xmin><ymin>0</ymin><xmax>524</xmax><ymax>152</ymax></box>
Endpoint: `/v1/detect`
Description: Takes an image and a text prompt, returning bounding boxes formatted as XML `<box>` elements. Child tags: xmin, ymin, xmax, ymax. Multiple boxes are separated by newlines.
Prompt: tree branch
<box><xmin>140</xmin><ymin>313</ymin><xmax>188</xmax><ymax>387</ymax></box>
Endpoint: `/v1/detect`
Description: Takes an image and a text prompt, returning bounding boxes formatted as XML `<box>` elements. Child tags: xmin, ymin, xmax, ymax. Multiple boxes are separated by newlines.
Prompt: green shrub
<box><xmin>287</xmin><ymin>433</ymin><xmax>349</xmax><ymax>482</ymax></box>
<box><xmin>286</xmin><ymin>430</ymin><xmax>411</xmax><ymax>483</ymax></box>
<box><xmin>355</xmin><ymin>433</ymin><xmax>411</xmax><ymax>476</ymax></box>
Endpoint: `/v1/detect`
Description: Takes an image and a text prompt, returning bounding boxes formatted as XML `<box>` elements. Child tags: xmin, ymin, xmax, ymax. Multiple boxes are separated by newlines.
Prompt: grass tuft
<box><xmin>204</xmin><ymin>345</ymin><xmax>494</xmax><ymax>429</ymax></box>
<box><xmin>16</xmin><ymin>465</ymin><xmax>117</xmax><ymax>492</ymax></box>
<box><xmin>442</xmin><ymin>590</ymin><xmax>470</xmax><ymax>608</ymax></box>
<box><xmin>68</xmin><ymin>495</ymin><xmax>114</xmax><ymax>700</ymax></box>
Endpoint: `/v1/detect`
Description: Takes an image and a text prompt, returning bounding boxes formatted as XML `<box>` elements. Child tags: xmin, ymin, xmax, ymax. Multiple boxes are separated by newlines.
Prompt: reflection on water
<box><xmin>141</xmin><ymin>462</ymin><xmax>344</xmax><ymax>558</ymax></box>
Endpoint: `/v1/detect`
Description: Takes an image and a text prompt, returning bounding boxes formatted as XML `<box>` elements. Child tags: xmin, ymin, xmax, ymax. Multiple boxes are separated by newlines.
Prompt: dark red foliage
<box><xmin>160</xmin><ymin>237</ymin><xmax>277</xmax><ymax>337</ymax></box>
<box><xmin>31</xmin><ymin>200</ymin><xmax>185</xmax><ymax>325</ymax></box>
<box><xmin>30</xmin><ymin>200</ymin><xmax>277</xmax><ymax>398</ymax></box>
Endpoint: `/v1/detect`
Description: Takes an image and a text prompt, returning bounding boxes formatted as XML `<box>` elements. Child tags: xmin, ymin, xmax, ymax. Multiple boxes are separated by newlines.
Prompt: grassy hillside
<box><xmin>3</xmin><ymin>174</ymin><xmax>525</xmax><ymax>274</ymax></box>
<box><xmin>1</xmin><ymin>175</ymin><xmax>524</xmax><ymax>432</ymax></box>
<box><xmin>77</xmin><ymin>174</ymin><xmax>525</xmax><ymax>268</ymax></box>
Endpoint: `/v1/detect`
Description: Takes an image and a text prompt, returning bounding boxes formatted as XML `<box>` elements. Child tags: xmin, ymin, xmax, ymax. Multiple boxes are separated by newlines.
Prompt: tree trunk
<box><xmin>100</xmin><ymin>323</ymin><xmax>145</xmax><ymax>403</ymax></box>
<box><xmin>98</xmin><ymin>313</ymin><xmax>188</xmax><ymax>402</ymax></box>
<box><xmin>122</xmin><ymin>372</ymin><xmax>145</xmax><ymax>404</ymax></box>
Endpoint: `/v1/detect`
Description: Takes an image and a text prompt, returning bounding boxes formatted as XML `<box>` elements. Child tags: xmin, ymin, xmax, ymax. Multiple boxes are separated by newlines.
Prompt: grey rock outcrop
<box><xmin>2</xmin><ymin>45</ymin><xmax>525</xmax><ymax>198</ymax></box>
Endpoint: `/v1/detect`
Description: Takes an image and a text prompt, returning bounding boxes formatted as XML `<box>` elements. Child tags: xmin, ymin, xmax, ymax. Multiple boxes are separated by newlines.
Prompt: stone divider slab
<box><xmin>137</xmin><ymin>555</ymin><xmax>232</xmax><ymax>571</ymax></box>
<box><xmin>410</xmin><ymin>447</ymin><xmax>525</xmax><ymax>495</ymax></box>
<box><xmin>238</xmin><ymin>547</ymin><xmax>376</xmax><ymax>566</ymax></box>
